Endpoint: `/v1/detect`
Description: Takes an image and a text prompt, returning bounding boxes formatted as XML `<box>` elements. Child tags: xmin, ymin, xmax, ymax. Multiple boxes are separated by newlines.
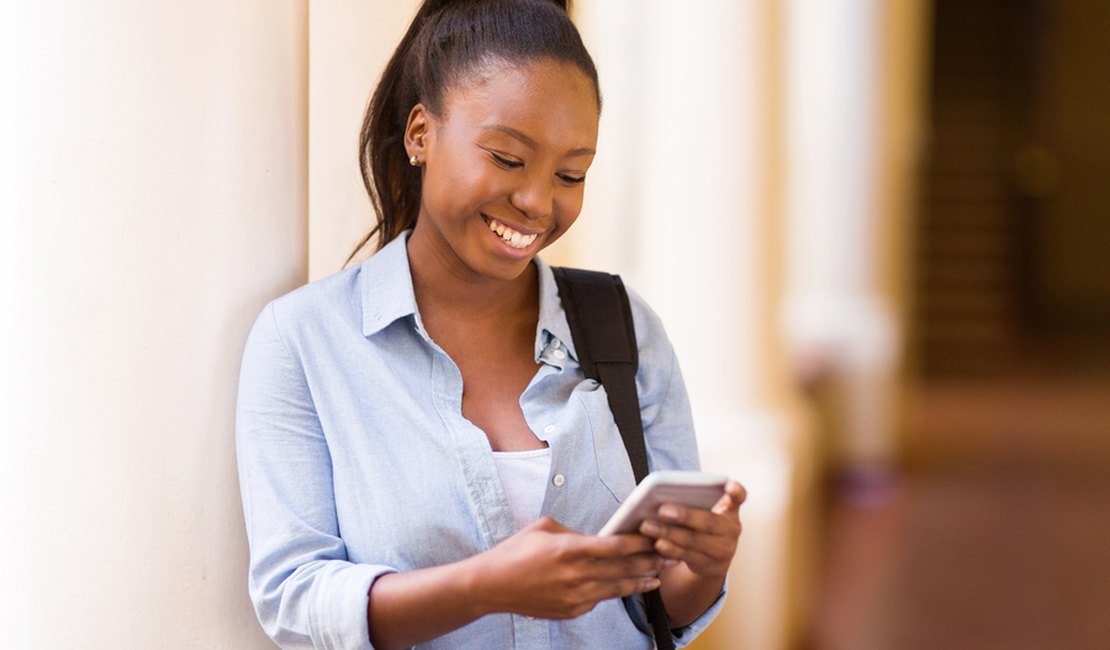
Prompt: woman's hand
<box><xmin>639</xmin><ymin>479</ymin><xmax>745</xmax><ymax>579</ymax></box>
<box><xmin>471</xmin><ymin>517</ymin><xmax>666</xmax><ymax>620</ymax></box>
<box><xmin>636</xmin><ymin>479</ymin><xmax>745</xmax><ymax>628</ymax></box>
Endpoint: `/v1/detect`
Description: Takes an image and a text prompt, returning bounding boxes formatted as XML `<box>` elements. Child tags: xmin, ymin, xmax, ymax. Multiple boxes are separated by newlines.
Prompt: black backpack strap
<box><xmin>552</xmin><ymin>267</ymin><xmax>674</xmax><ymax>650</ymax></box>
<box><xmin>552</xmin><ymin>267</ymin><xmax>648</xmax><ymax>480</ymax></box>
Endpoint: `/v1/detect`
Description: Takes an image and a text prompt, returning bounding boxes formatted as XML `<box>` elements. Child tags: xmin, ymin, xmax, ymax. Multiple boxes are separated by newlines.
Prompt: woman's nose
<box><xmin>509</xmin><ymin>171</ymin><xmax>554</xmax><ymax>222</ymax></box>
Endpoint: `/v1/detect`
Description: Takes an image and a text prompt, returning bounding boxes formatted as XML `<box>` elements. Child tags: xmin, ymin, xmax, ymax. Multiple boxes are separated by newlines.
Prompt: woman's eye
<box><xmin>558</xmin><ymin>173</ymin><xmax>586</xmax><ymax>186</ymax></box>
<box><xmin>490</xmin><ymin>153</ymin><xmax>523</xmax><ymax>169</ymax></box>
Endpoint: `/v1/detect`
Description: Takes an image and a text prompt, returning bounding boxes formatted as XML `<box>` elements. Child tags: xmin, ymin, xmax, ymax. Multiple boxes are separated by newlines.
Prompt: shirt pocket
<box><xmin>575</xmin><ymin>380</ymin><xmax>637</xmax><ymax>504</ymax></box>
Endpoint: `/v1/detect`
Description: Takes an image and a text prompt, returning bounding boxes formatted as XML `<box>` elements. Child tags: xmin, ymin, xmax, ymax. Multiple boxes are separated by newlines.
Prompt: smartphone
<box><xmin>598</xmin><ymin>471</ymin><xmax>730</xmax><ymax>536</ymax></box>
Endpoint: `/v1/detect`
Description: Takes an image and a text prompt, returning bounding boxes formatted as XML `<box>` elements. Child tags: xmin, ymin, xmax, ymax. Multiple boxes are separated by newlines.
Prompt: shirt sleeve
<box><xmin>621</xmin><ymin>577</ymin><xmax>729</xmax><ymax>647</ymax></box>
<box><xmin>623</xmin><ymin>288</ymin><xmax>730</xmax><ymax>645</ymax></box>
<box><xmin>236</xmin><ymin>302</ymin><xmax>397</xmax><ymax>650</ymax></box>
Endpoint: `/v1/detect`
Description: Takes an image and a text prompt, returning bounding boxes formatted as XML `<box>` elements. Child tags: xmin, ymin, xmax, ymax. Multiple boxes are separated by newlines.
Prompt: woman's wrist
<box><xmin>659</xmin><ymin>563</ymin><xmax>726</xmax><ymax>629</ymax></box>
<box><xmin>457</xmin><ymin>549</ymin><xmax>503</xmax><ymax>618</ymax></box>
<box><xmin>367</xmin><ymin>555</ymin><xmax>501</xmax><ymax>648</ymax></box>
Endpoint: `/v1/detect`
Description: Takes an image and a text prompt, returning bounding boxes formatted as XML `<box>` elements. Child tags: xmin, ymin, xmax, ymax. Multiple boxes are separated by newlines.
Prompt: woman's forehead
<box><xmin>440</xmin><ymin>59</ymin><xmax>599</xmax><ymax>144</ymax></box>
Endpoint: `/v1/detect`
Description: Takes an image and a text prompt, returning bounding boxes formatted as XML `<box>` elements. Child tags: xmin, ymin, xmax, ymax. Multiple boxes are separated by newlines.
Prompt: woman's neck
<box><xmin>406</xmin><ymin>228</ymin><xmax>540</xmax><ymax>327</ymax></box>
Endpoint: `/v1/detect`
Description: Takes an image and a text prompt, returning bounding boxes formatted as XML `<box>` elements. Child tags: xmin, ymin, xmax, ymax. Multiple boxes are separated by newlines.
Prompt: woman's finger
<box><xmin>653</xmin><ymin>541</ymin><xmax>723</xmax><ymax>575</ymax></box>
<box><xmin>711</xmin><ymin>480</ymin><xmax>746</xmax><ymax>515</ymax></box>
<box><xmin>653</xmin><ymin>501</ymin><xmax>739</xmax><ymax>537</ymax></box>
<box><xmin>644</xmin><ymin>521</ymin><xmax>733</xmax><ymax>561</ymax></box>
<box><xmin>579</xmin><ymin>574</ymin><xmax>664</xmax><ymax>606</ymax></box>
<box><xmin>582</xmin><ymin>532</ymin><xmax>656</xmax><ymax>559</ymax></box>
<box><xmin>582</xmin><ymin>551</ymin><xmax>665</xmax><ymax>580</ymax></box>
<box><xmin>640</xmin><ymin>517</ymin><xmax>698</xmax><ymax>548</ymax></box>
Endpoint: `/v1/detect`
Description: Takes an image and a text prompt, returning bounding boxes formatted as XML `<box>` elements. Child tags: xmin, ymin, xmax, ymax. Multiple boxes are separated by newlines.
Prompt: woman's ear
<box><xmin>404</xmin><ymin>103</ymin><xmax>430</xmax><ymax>165</ymax></box>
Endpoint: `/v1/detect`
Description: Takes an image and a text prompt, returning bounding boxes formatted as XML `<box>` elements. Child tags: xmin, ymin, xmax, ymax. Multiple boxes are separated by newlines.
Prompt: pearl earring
<box><xmin>409</xmin><ymin>155</ymin><xmax>420</xmax><ymax>167</ymax></box>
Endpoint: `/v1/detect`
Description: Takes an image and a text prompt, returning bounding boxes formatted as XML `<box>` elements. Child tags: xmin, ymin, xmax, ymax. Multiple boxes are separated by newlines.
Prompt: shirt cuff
<box><xmin>296</xmin><ymin>562</ymin><xmax>397</xmax><ymax>650</ymax></box>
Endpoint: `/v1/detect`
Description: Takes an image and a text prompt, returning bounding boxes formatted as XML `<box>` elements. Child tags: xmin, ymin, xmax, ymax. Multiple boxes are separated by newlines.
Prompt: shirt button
<box><xmin>553</xmin><ymin>349</ymin><xmax>566</xmax><ymax>360</ymax></box>
<box><xmin>543</xmin><ymin>424</ymin><xmax>556</xmax><ymax>434</ymax></box>
<box><xmin>552</xmin><ymin>473</ymin><xmax>566</xmax><ymax>487</ymax></box>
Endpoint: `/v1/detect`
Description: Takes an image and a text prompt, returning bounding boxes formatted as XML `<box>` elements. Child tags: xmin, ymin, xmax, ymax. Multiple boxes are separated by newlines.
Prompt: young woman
<box><xmin>236</xmin><ymin>1</ymin><xmax>745</xmax><ymax>648</ymax></box>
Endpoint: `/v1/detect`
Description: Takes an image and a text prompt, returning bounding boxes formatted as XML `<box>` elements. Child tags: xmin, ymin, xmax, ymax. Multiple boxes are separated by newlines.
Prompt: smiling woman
<box><xmin>405</xmin><ymin>59</ymin><xmax>598</xmax><ymax>283</ymax></box>
<box><xmin>235</xmin><ymin>1</ymin><xmax>744</xmax><ymax>649</ymax></box>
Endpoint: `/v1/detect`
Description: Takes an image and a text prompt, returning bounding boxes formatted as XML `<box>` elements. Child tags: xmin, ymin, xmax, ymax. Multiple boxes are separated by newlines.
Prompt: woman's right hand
<box><xmin>469</xmin><ymin>516</ymin><xmax>666</xmax><ymax>620</ymax></box>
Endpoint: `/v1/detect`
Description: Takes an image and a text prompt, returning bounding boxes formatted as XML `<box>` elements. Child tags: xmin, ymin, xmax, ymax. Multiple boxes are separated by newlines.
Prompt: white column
<box><xmin>308</xmin><ymin>0</ymin><xmax>421</xmax><ymax>280</ymax></box>
<box><xmin>575</xmin><ymin>1</ymin><xmax>761</xmax><ymax>412</ymax></box>
<box><xmin>782</xmin><ymin>0</ymin><xmax>900</xmax><ymax>469</ymax></box>
<box><xmin>2</xmin><ymin>2</ymin><xmax>307</xmax><ymax>647</ymax></box>
<box><xmin>574</xmin><ymin>2</ymin><xmax>810</xmax><ymax>648</ymax></box>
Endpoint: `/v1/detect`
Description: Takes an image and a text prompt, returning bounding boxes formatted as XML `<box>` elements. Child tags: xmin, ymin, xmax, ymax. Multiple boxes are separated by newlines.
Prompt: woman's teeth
<box><xmin>486</xmin><ymin>217</ymin><xmax>538</xmax><ymax>249</ymax></box>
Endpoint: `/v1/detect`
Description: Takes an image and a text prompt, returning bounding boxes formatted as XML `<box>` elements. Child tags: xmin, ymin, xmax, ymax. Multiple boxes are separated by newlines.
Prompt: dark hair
<box><xmin>345</xmin><ymin>0</ymin><xmax>600</xmax><ymax>266</ymax></box>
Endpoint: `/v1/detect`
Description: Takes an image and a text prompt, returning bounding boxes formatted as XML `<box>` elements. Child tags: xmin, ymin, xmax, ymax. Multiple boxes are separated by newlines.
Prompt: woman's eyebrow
<box><xmin>481</xmin><ymin>123</ymin><xmax>595</xmax><ymax>158</ymax></box>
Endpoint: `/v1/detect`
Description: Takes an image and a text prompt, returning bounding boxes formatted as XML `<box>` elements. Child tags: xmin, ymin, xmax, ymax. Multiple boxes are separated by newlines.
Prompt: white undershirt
<box><xmin>491</xmin><ymin>447</ymin><xmax>552</xmax><ymax>531</ymax></box>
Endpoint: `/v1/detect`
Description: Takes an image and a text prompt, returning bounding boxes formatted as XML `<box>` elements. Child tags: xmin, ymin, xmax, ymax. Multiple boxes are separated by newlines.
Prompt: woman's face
<box><xmin>405</xmin><ymin>58</ymin><xmax>599</xmax><ymax>283</ymax></box>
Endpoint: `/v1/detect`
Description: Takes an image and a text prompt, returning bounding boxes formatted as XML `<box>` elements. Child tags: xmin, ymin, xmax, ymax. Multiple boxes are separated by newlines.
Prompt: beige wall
<box><xmin>3</xmin><ymin>1</ymin><xmax>308</xmax><ymax>646</ymax></box>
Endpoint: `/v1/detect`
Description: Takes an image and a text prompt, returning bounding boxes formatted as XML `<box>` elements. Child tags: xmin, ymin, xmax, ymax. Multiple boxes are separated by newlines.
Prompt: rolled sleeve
<box><xmin>236</xmin><ymin>303</ymin><xmax>395</xmax><ymax>649</ymax></box>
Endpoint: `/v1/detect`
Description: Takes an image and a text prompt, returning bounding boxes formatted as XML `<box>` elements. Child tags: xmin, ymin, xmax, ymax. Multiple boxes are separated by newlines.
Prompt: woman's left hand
<box><xmin>638</xmin><ymin>479</ymin><xmax>746</xmax><ymax>580</ymax></box>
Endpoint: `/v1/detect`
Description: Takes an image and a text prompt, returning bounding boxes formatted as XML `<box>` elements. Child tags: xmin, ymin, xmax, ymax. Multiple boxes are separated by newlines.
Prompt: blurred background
<box><xmin>3</xmin><ymin>0</ymin><xmax>1107</xmax><ymax>648</ymax></box>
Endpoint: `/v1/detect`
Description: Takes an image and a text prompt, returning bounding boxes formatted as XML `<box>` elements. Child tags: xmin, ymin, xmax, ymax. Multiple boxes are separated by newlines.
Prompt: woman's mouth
<box><xmin>484</xmin><ymin>216</ymin><xmax>538</xmax><ymax>250</ymax></box>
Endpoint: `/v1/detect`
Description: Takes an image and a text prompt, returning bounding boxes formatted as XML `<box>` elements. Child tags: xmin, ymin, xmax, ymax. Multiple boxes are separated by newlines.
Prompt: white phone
<box><xmin>598</xmin><ymin>471</ymin><xmax>730</xmax><ymax>536</ymax></box>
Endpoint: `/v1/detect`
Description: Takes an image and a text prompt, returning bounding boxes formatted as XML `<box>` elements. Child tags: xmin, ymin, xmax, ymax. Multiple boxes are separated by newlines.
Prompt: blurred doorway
<box><xmin>911</xmin><ymin>0</ymin><xmax>1110</xmax><ymax>469</ymax></box>
<box><xmin>914</xmin><ymin>0</ymin><xmax>1110</xmax><ymax>379</ymax></box>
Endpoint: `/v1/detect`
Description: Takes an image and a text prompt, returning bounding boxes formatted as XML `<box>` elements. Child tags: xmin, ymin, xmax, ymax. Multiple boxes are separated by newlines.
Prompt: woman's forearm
<box><xmin>659</xmin><ymin>564</ymin><xmax>726</xmax><ymax>629</ymax></box>
<box><xmin>367</xmin><ymin>555</ymin><xmax>491</xmax><ymax>650</ymax></box>
<box><xmin>367</xmin><ymin>519</ymin><xmax>668</xmax><ymax>647</ymax></box>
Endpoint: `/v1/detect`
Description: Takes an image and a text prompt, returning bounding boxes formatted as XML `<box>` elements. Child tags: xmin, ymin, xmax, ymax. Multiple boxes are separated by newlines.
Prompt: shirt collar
<box><xmin>359</xmin><ymin>231</ymin><xmax>420</xmax><ymax>337</ymax></box>
<box><xmin>533</xmin><ymin>256</ymin><xmax>578</xmax><ymax>367</ymax></box>
<box><xmin>357</xmin><ymin>233</ymin><xmax>578</xmax><ymax>366</ymax></box>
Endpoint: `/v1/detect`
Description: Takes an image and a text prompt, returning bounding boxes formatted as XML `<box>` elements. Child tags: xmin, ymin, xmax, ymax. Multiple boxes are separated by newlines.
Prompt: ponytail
<box><xmin>345</xmin><ymin>0</ymin><xmax>598</xmax><ymax>267</ymax></box>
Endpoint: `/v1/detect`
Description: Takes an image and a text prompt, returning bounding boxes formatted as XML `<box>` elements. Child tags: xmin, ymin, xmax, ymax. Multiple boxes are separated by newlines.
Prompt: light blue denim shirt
<box><xmin>236</xmin><ymin>232</ymin><xmax>725</xmax><ymax>649</ymax></box>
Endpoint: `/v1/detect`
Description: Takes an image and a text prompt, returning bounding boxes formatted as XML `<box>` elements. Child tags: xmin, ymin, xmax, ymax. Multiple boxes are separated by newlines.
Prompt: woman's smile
<box><xmin>483</xmin><ymin>214</ymin><xmax>541</xmax><ymax>250</ymax></box>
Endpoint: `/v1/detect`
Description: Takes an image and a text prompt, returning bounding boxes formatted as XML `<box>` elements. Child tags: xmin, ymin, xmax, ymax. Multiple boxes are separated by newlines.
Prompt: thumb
<box><xmin>711</xmin><ymin>480</ymin><xmax>746</xmax><ymax>515</ymax></box>
<box><xmin>528</xmin><ymin>516</ymin><xmax>570</xmax><ymax>533</ymax></box>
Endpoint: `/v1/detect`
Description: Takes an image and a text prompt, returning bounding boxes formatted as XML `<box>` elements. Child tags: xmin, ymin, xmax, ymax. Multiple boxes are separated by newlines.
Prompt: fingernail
<box><xmin>640</xmin><ymin>520</ymin><xmax>660</xmax><ymax>535</ymax></box>
<box><xmin>642</xmin><ymin>578</ymin><xmax>661</xmax><ymax>591</ymax></box>
<box><xmin>663</xmin><ymin>558</ymin><xmax>678</xmax><ymax>568</ymax></box>
<box><xmin>659</xmin><ymin>505</ymin><xmax>679</xmax><ymax>520</ymax></box>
